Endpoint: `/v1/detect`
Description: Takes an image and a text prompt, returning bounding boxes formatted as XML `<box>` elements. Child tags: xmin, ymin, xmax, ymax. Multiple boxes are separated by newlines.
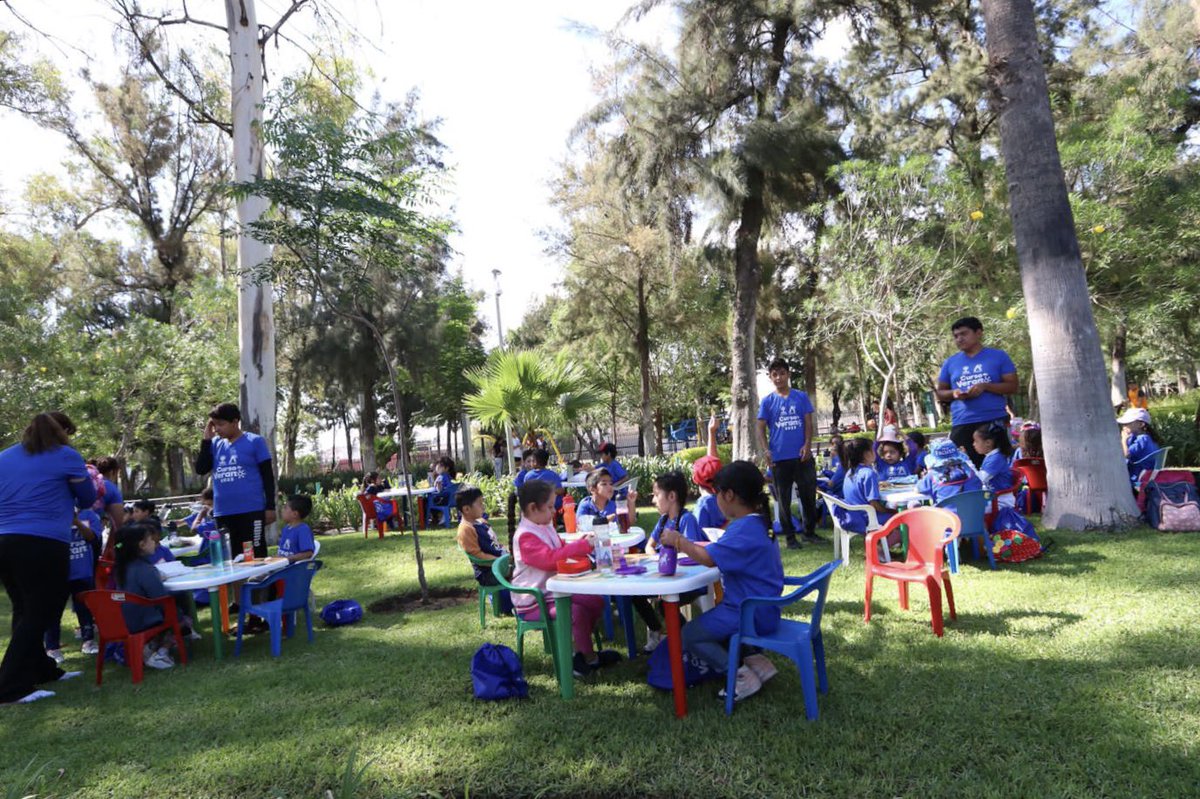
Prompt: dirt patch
<box><xmin>368</xmin><ymin>586</ymin><xmax>476</xmax><ymax>614</ymax></box>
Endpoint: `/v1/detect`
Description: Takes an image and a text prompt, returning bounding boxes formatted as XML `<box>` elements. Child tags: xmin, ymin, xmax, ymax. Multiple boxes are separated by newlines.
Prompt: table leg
<box><xmin>662</xmin><ymin>599</ymin><xmax>688</xmax><ymax>719</ymax></box>
<box><xmin>553</xmin><ymin>595</ymin><xmax>575</xmax><ymax>699</ymax></box>
<box><xmin>208</xmin><ymin>588</ymin><xmax>224</xmax><ymax>661</ymax></box>
<box><xmin>219</xmin><ymin>585</ymin><xmax>231</xmax><ymax>634</ymax></box>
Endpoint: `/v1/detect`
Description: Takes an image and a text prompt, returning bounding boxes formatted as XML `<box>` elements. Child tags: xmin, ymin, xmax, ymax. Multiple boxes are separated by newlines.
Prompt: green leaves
<box><xmin>464</xmin><ymin>350</ymin><xmax>604</xmax><ymax>438</ymax></box>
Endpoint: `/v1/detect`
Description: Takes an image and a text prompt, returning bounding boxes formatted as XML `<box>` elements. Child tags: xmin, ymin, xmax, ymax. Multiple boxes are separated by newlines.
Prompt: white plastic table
<box><xmin>377</xmin><ymin>486</ymin><xmax>438</xmax><ymax>529</ymax></box>
<box><xmin>563</xmin><ymin>477</ymin><xmax>589</xmax><ymax>490</ymax></box>
<box><xmin>881</xmin><ymin>487</ymin><xmax>932</xmax><ymax>510</ymax></box>
<box><xmin>163</xmin><ymin>559</ymin><xmax>289</xmax><ymax>660</ymax></box>
<box><xmin>546</xmin><ymin>558</ymin><xmax>721</xmax><ymax>718</ymax></box>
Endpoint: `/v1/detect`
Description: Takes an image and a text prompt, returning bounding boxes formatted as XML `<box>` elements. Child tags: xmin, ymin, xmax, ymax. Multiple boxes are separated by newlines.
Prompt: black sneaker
<box><xmin>572</xmin><ymin>652</ymin><xmax>592</xmax><ymax>678</ymax></box>
<box><xmin>595</xmin><ymin>649</ymin><xmax>623</xmax><ymax>668</ymax></box>
<box><xmin>803</xmin><ymin>532</ymin><xmax>825</xmax><ymax>544</ymax></box>
<box><xmin>785</xmin><ymin>537</ymin><xmax>802</xmax><ymax>550</ymax></box>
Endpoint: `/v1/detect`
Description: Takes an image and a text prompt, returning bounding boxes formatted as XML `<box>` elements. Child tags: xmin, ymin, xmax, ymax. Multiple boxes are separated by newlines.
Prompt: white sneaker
<box><xmin>58</xmin><ymin>671</ymin><xmax>83</xmax><ymax>682</ymax></box>
<box><xmin>6</xmin><ymin>689</ymin><xmax>55</xmax><ymax>705</ymax></box>
<box><xmin>187</xmin><ymin>630</ymin><xmax>202</xmax><ymax>641</ymax></box>
<box><xmin>744</xmin><ymin>653</ymin><xmax>779</xmax><ymax>684</ymax></box>
<box><xmin>145</xmin><ymin>651</ymin><xmax>174</xmax><ymax>670</ymax></box>
<box><xmin>45</xmin><ymin>649</ymin><xmax>65</xmax><ymax>665</ymax></box>
<box><xmin>642</xmin><ymin>629</ymin><xmax>664</xmax><ymax>653</ymax></box>
<box><xmin>717</xmin><ymin>665</ymin><xmax>763</xmax><ymax>703</ymax></box>
<box><xmin>81</xmin><ymin>640</ymin><xmax>99</xmax><ymax>655</ymax></box>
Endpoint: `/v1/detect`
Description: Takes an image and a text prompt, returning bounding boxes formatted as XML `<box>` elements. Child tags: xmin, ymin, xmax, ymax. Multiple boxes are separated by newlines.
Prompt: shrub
<box><xmin>1149</xmin><ymin>407</ymin><xmax>1200</xmax><ymax>466</ymax></box>
<box><xmin>676</xmin><ymin>444</ymin><xmax>733</xmax><ymax>466</ymax></box>
<box><xmin>309</xmin><ymin>486</ymin><xmax>362</xmax><ymax>533</ymax></box>
<box><xmin>456</xmin><ymin>472</ymin><xmax>511</xmax><ymax>518</ymax></box>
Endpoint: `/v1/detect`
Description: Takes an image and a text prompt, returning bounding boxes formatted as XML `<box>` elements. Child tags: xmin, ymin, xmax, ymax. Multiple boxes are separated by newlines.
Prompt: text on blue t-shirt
<box><xmin>757</xmin><ymin>390</ymin><xmax>815</xmax><ymax>461</ymax></box>
<box><xmin>211</xmin><ymin>432</ymin><xmax>272</xmax><ymax>516</ymax></box>
<box><xmin>937</xmin><ymin>348</ymin><xmax>1017</xmax><ymax>425</ymax></box>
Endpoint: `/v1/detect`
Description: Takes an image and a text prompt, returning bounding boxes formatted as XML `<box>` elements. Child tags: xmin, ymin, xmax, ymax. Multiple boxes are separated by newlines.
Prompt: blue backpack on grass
<box><xmin>320</xmin><ymin>599</ymin><xmax>363</xmax><ymax>626</ymax></box>
<box><xmin>471</xmin><ymin>643</ymin><xmax>528</xmax><ymax>700</ymax></box>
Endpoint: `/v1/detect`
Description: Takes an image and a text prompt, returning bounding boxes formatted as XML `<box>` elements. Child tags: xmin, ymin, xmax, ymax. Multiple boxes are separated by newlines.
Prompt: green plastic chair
<box><xmin>461</xmin><ymin>548</ymin><xmax>506</xmax><ymax>629</ymax></box>
<box><xmin>491</xmin><ymin>554</ymin><xmax>559</xmax><ymax>668</ymax></box>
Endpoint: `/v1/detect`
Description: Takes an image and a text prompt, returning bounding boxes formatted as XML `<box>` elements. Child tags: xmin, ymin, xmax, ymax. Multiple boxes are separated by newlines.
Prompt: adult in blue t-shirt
<box><xmin>194</xmin><ymin>403</ymin><xmax>276</xmax><ymax>560</ymax></box>
<box><xmin>524</xmin><ymin>449</ymin><xmax>564</xmax><ymax>510</ymax></box>
<box><xmin>0</xmin><ymin>412</ymin><xmax>97</xmax><ymax>704</ymax></box>
<box><xmin>935</xmin><ymin>316</ymin><xmax>1019</xmax><ymax>468</ymax></box>
<box><xmin>756</xmin><ymin>358</ymin><xmax>820</xmax><ymax>548</ymax></box>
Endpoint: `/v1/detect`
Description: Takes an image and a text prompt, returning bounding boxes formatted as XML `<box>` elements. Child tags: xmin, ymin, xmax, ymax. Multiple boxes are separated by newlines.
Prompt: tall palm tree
<box><xmin>980</xmin><ymin>0</ymin><xmax>1140</xmax><ymax>528</ymax></box>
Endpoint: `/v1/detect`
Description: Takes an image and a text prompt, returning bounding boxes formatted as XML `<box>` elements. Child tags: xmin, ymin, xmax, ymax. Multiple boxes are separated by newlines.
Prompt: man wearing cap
<box><xmin>935</xmin><ymin>316</ymin><xmax>1019</xmax><ymax>468</ymax></box>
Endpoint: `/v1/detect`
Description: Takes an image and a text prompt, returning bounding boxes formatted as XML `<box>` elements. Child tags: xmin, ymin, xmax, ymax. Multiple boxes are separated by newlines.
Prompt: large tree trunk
<box><xmin>226</xmin><ymin>1</ymin><xmax>276</xmax><ymax>461</ymax></box>
<box><xmin>730</xmin><ymin>170</ymin><xmax>765</xmax><ymax>461</ymax></box>
<box><xmin>636</xmin><ymin>270</ymin><xmax>659</xmax><ymax>456</ymax></box>
<box><xmin>460</xmin><ymin>411</ymin><xmax>476</xmax><ymax>472</ymax></box>
<box><xmin>981</xmin><ymin>0</ymin><xmax>1139</xmax><ymax>529</ymax></box>
<box><xmin>1110</xmin><ymin>319</ymin><xmax>1127</xmax><ymax>410</ymax></box>
<box><xmin>360</xmin><ymin>386</ymin><xmax>378</xmax><ymax>473</ymax></box>
<box><xmin>282</xmin><ymin>366</ymin><xmax>303</xmax><ymax>476</ymax></box>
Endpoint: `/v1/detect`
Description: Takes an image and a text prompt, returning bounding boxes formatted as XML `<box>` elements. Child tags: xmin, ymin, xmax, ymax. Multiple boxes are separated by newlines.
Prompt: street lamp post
<box><xmin>492</xmin><ymin>269</ymin><xmax>516</xmax><ymax>477</ymax></box>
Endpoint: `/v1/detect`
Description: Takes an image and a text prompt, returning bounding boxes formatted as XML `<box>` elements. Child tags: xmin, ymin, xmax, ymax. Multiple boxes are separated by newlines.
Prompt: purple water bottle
<box><xmin>658</xmin><ymin>543</ymin><xmax>677</xmax><ymax>576</ymax></box>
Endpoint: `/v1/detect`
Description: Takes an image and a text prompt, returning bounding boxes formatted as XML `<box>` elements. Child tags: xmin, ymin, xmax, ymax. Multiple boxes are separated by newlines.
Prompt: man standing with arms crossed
<box><xmin>194</xmin><ymin>403</ymin><xmax>276</xmax><ymax>559</ymax></box>
<box><xmin>757</xmin><ymin>358</ymin><xmax>821</xmax><ymax>550</ymax></box>
<box><xmin>935</xmin><ymin>316</ymin><xmax>1020</xmax><ymax>469</ymax></box>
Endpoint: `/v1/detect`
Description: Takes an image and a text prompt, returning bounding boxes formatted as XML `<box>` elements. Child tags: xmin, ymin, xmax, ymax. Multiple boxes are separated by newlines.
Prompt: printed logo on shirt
<box><xmin>956</xmin><ymin>366</ymin><xmax>993</xmax><ymax>391</ymax></box>
<box><xmin>215</xmin><ymin>452</ymin><xmax>247</xmax><ymax>485</ymax></box>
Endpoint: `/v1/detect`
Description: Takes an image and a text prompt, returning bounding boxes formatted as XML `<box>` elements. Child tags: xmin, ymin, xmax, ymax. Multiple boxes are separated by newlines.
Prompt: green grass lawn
<box><xmin>3</xmin><ymin>513</ymin><xmax>1199</xmax><ymax>799</ymax></box>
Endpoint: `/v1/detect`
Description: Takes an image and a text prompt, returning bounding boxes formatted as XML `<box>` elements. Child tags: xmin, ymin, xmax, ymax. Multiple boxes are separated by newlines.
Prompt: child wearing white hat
<box><xmin>1117</xmin><ymin>407</ymin><xmax>1163</xmax><ymax>483</ymax></box>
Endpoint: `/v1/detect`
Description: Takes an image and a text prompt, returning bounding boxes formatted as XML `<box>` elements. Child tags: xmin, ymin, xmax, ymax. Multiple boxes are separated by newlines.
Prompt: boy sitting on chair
<box><xmin>277</xmin><ymin>495</ymin><xmax>316</xmax><ymax>563</ymax></box>
<box><xmin>455</xmin><ymin>488</ymin><xmax>513</xmax><ymax>615</ymax></box>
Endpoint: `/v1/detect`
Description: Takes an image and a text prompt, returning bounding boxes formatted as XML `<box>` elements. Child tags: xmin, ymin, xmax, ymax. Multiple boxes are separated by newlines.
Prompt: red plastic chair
<box><xmin>864</xmin><ymin>507</ymin><xmax>961</xmax><ymax>637</ymax></box>
<box><xmin>1011</xmin><ymin>458</ymin><xmax>1046</xmax><ymax>514</ymax></box>
<box><xmin>79</xmin><ymin>589</ymin><xmax>189</xmax><ymax>685</ymax></box>
<box><xmin>95</xmin><ymin>558</ymin><xmax>115</xmax><ymax>590</ymax></box>
<box><xmin>356</xmin><ymin>493</ymin><xmax>392</xmax><ymax>539</ymax></box>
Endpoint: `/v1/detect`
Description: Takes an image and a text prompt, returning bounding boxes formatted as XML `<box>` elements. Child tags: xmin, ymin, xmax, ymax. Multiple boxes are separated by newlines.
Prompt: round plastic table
<box><xmin>559</xmin><ymin>528</ymin><xmax>645</xmax><ymax>550</ymax></box>
<box><xmin>546</xmin><ymin>558</ymin><xmax>721</xmax><ymax>718</ymax></box>
<box><xmin>377</xmin><ymin>486</ymin><xmax>438</xmax><ymax>529</ymax></box>
<box><xmin>165</xmin><ymin>536</ymin><xmax>202</xmax><ymax>559</ymax></box>
<box><xmin>163</xmin><ymin>559</ymin><xmax>288</xmax><ymax>660</ymax></box>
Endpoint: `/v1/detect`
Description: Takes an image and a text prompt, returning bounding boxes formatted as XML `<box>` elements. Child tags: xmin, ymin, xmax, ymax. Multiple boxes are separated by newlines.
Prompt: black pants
<box><xmin>0</xmin><ymin>534</ymin><xmax>68</xmax><ymax>702</ymax></box>
<box><xmin>215</xmin><ymin>511</ymin><xmax>268</xmax><ymax>560</ymax></box>
<box><xmin>773</xmin><ymin>457</ymin><xmax>818</xmax><ymax>539</ymax></box>
<box><xmin>950</xmin><ymin>418</ymin><xmax>1006</xmax><ymax>469</ymax></box>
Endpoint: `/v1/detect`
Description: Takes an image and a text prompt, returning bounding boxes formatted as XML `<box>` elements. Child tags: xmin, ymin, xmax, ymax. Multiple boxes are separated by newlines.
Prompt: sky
<box><xmin>0</xmin><ymin>0</ymin><xmax>678</xmax><ymax>348</ymax></box>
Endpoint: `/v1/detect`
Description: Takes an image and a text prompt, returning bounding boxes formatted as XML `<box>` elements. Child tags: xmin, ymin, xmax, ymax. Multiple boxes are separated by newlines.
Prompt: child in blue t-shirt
<box><xmin>44</xmin><ymin>508</ymin><xmax>103</xmax><ymax>662</ymax></box>
<box><xmin>598</xmin><ymin>443</ymin><xmax>629</xmax><ymax>498</ymax></box>
<box><xmin>113</xmin><ymin>524</ymin><xmax>177</xmax><ymax>670</ymax></box>
<box><xmin>839</xmin><ymin>438</ymin><xmax>896</xmax><ymax>541</ymax></box>
<box><xmin>973</xmin><ymin>423</ymin><xmax>1016</xmax><ymax>508</ymax></box>
<box><xmin>524</xmin><ymin>449</ymin><xmax>565</xmax><ymax>510</ymax></box>
<box><xmin>1118</xmin><ymin>407</ymin><xmax>1163</xmax><ymax>483</ymax></box>
<box><xmin>916</xmin><ymin>439</ymin><xmax>983</xmax><ymax>506</ymax></box>
<box><xmin>874</xmin><ymin>438</ymin><xmax>910</xmax><ymax>481</ymax></box>
<box><xmin>277</xmin><ymin>495</ymin><xmax>317</xmax><ymax>562</ymax></box>
<box><xmin>903</xmin><ymin>431</ymin><xmax>927</xmax><ymax>476</ymax></box>
<box><xmin>659</xmin><ymin>461</ymin><xmax>783</xmax><ymax>703</ymax></box>
<box><xmin>692</xmin><ymin>414</ymin><xmax>727</xmax><ymax>529</ymax></box>
<box><xmin>577</xmin><ymin>468</ymin><xmax>638</xmax><ymax>525</ymax></box>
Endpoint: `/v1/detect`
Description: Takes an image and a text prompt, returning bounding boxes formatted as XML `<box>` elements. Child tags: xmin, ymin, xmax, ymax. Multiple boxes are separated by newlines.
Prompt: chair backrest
<box><xmin>1011</xmin><ymin>458</ymin><xmax>1047</xmax><ymax>491</ymax></box>
<box><xmin>80</xmin><ymin>589</ymin><xmax>166</xmax><ymax>638</ymax></box>
<box><xmin>1132</xmin><ymin>446</ymin><xmax>1170</xmax><ymax>472</ymax></box>
<box><xmin>311</xmin><ymin>539</ymin><xmax>322</xmax><ymax>559</ymax></box>
<box><xmin>269</xmin><ymin>560</ymin><xmax>324</xmax><ymax>612</ymax></box>
<box><xmin>490</xmin><ymin>553</ymin><xmax>549</xmax><ymax>616</ymax></box>
<box><xmin>935</xmin><ymin>489</ymin><xmax>990</xmax><ymax>537</ymax></box>
<box><xmin>783</xmin><ymin>559</ymin><xmax>841</xmax><ymax>634</ymax></box>
<box><xmin>817</xmin><ymin>490</ymin><xmax>879</xmax><ymax>530</ymax></box>
<box><xmin>355</xmin><ymin>494</ymin><xmax>377</xmax><ymax>520</ymax></box>
<box><xmin>885</xmin><ymin>507</ymin><xmax>961</xmax><ymax>570</ymax></box>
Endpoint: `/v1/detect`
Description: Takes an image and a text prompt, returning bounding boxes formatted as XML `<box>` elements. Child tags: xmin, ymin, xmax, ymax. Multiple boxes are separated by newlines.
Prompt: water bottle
<box><xmin>577</xmin><ymin>513</ymin><xmax>593</xmax><ymax>534</ymax></box>
<box><xmin>593</xmin><ymin>515</ymin><xmax>614</xmax><ymax>573</ymax></box>
<box><xmin>657</xmin><ymin>542</ymin><xmax>678</xmax><ymax>576</ymax></box>
<box><xmin>206</xmin><ymin>527</ymin><xmax>224</xmax><ymax>569</ymax></box>
<box><xmin>222</xmin><ymin>531</ymin><xmax>233</xmax><ymax>570</ymax></box>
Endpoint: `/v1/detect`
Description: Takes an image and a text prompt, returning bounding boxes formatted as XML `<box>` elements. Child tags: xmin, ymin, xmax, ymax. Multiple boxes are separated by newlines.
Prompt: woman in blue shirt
<box><xmin>0</xmin><ymin>412</ymin><xmax>97</xmax><ymax>704</ymax></box>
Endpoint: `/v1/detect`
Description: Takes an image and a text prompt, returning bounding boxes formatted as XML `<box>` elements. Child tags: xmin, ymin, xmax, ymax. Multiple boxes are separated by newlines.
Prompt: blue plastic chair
<box><xmin>426</xmin><ymin>482</ymin><xmax>458</xmax><ymax>528</ymax></box>
<box><xmin>235</xmin><ymin>560</ymin><xmax>323</xmax><ymax>658</ymax></box>
<box><xmin>936</xmin><ymin>489</ymin><xmax>994</xmax><ymax>570</ymax></box>
<box><xmin>724</xmin><ymin>559</ymin><xmax>841</xmax><ymax>719</ymax></box>
<box><xmin>1131</xmin><ymin>446</ymin><xmax>1171</xmax><ymax>486</ymax></box>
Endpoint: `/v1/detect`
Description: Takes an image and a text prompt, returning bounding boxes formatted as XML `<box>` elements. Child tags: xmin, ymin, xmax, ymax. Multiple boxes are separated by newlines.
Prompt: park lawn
<box><xmin>2</xmin><ymin>512</ymin><xmax>1199</xmax><ymax>799</ymax></box>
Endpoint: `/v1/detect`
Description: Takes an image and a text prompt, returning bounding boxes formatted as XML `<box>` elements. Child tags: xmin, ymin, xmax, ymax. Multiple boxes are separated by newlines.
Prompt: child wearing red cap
<box><xmin>692</xmin><ymin>415</ymin><xmax>726</xmax><ymax>530</ymax></box>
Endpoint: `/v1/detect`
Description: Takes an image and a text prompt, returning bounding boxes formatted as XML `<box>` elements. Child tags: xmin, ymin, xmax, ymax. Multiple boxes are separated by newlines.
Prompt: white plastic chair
<box><xmin>817</xmin><ymin>490</ymin><xmax>890</xmax><ymax>564</ymax></box>
<box><xmin>311</xmin><ymin>539</ymin><xmax>321</xmax><ymax>560</ymax></box>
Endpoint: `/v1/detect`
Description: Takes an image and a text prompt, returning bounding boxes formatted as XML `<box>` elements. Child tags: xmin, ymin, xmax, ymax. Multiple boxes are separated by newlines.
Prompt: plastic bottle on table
<box><xmin>206</xmin><ymin>527</ymin><xmax>224</xmax><ymax>569</ymax></box>
<box><xmin>657</xmin><ymin>518</ymin><xmax>678</xmax><ymax>575</ymax></box>
<box><xmin>222</xmin><ymin>531</ymin><xmax>233</xmax><ymax>570</ymax></box>
<box><xmin>562</xmin><ymin>494</ymin><xmax>577</xmax><ymax>534</ymax></box>
<box><xmin>592</xmin><ymin>515</ymin><xmax>614</xmax><ymax>573</ymax></box>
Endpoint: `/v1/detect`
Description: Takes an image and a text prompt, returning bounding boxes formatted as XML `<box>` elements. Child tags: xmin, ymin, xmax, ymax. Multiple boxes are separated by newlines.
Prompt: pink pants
<box><xmin>519</xmin><ymin>594</ymin><xmax>604</xmax><ymax>657</ymax></box>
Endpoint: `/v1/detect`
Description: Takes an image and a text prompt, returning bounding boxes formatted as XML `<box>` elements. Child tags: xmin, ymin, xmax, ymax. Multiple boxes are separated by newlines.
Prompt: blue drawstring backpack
<box><xmin>471</xmin><ymin>643</ymin><xmax>528</xmax><ymax>700</ymax></box>
<box><xmin>320</xmin><ymin>599</ymin><xmax>363</xmax><ymax>626</ymax></box>
<box><xmin>646</xmin><ymin>639</ymin><xmax>721</xmax><ymax>690</ymax></box>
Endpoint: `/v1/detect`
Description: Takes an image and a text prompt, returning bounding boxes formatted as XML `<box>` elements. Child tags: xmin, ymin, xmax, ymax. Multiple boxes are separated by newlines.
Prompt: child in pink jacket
<box><xmin>511</xmin><ymin>479</ymin><xmax>621</xmax><ymax>677</ymax></box>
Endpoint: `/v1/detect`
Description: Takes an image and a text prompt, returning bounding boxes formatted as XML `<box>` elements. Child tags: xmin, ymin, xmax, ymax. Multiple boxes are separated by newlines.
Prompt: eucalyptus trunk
<box><xmin>730</xmin><ymin>167</ymin><xmax>765</xmax><ymax>461</ymax></box>
<box><xmin>636</xmin><ymin>269</ymin><xmax>659</xmax><ymax>456</ymax></box>
<box><xmin>1110</xmin><ymin>319</ymin><xmax>1127</xmax><ymax>409</ymax></box>
<box><xmin>226</xmin><ymin>0</ymin><xmax>276</xmax><ymax>461</ymax></box>
<box><xmin>981</xmin><ymin>0</ymin><xmax>1139</xmax><ymax>528</ymax></box>
<box><xmin>282</xmin><ymin>366</ymin><xmax>303</xmax><ymax>475</ymax></box>
<box><xmin>360</xmin><ymin>387</ymin><xmax>378</xmax><ymax>473</ymax></box>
